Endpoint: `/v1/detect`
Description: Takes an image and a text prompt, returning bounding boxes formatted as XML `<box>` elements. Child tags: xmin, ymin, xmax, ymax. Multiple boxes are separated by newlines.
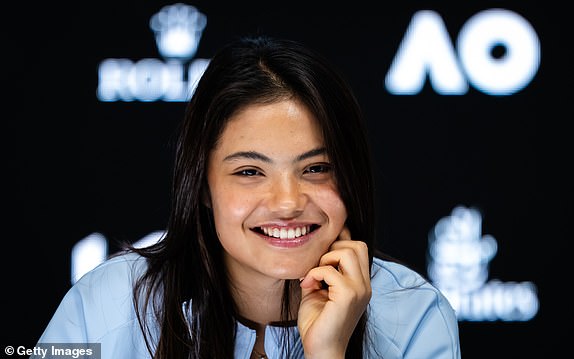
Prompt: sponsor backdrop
<box><xmin>4</xmin><ymin>1</ymin><xmax>571</xmax><ymax>358</ymax></box>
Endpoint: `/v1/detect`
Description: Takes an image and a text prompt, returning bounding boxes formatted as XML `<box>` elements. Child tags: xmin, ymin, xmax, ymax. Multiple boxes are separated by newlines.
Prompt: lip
<box><xmin>251</xmin><ymin>223</ymin><xmax>318</xmax><ymax>248</ymax></box>
<box><xmin>260</xmin><ymin>232</ymin><xmax>313</xmax><ymax>248</ymax></box>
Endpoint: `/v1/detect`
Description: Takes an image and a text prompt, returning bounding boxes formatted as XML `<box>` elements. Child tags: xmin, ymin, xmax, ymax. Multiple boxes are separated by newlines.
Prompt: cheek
<box><xmin>313</xmin><ymin>186</ymin><xmax>347</xmax><ymax>226</ymax></box>
<box><xmin>210</xmin><ymin>184</ymin><xmax>255</xmax><ymax>227</ymax></box>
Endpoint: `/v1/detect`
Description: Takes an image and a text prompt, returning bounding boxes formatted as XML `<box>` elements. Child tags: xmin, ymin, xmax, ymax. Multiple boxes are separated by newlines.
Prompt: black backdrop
<box><xmin>4</xmin><ymin>1</ymin><xmax>571</xmax><ymax>358</ymax></box>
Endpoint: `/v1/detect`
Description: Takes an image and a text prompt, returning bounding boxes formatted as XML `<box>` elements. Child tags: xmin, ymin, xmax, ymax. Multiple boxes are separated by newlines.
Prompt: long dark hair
<box><xmin>130</xmin><ymin>35</ymin><xmax>377</xmax><ymax>358</ymax></box>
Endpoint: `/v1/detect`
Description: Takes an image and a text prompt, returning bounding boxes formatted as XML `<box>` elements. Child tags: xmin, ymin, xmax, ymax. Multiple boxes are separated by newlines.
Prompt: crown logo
<box><xmin>150</xmin><ymin>3</ymin><xmax>207</xmax><ymax>60</ymax></box>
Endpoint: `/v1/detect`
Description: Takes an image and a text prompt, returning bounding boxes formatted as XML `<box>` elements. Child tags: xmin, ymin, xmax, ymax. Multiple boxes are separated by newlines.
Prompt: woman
<box><xmin>36</xmin><ymin>35</ymin><xmax>461</xmax><ymax>359</ymax></box>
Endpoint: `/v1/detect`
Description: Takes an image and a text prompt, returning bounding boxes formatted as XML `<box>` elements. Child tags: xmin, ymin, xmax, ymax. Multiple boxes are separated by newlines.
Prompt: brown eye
<box><xmin>304</xmin><ymin>164</ymin><xmax>332</xmax><ymax>174</ymax></box>
<box><xmin>234</xmin><ymin>169</ymin><xmax>261</xmax><ymax>176</ymax></box>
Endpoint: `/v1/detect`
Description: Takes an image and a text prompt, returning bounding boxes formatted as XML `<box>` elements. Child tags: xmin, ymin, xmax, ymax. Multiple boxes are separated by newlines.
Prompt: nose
<box><xmin>267</xmin><ymin>175</ymin><xmax>307</xmax><ymax>218</ymax></box>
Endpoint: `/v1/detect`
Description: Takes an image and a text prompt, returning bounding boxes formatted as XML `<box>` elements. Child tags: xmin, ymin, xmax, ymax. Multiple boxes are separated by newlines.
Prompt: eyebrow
<box><xmin>223</xmin><ymin>147</ymin><xmax>327</xmax><ymax>163</ymax></box>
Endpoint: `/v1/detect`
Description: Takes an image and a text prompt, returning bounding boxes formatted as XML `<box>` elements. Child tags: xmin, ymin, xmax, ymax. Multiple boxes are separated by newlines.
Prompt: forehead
<box><xmin>215</xmin><ymin>99</ymin><xmax>324</xmax><ymax>152</ymax></box>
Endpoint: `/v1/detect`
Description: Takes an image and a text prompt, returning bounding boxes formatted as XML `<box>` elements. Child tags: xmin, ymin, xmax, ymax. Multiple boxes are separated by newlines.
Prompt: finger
<box><xmin>337</xmin><ymin>226</ymin><xmax>351</xmax><ymax>241</ymax></box>
<box><xmin>301</xmin><ymin>265</ymin><xmax>371</xmax><ymax>307</ymax></box>
<box><xmin>332</xmin><ymin>228</ymin><xmax>369</xmax><ymax>278</ymax></box>
<box><xmin>319</xmin><ymin>247</ymin><xmax>363</xmax><ymax>279</ymax></box>
<box><xmin>325</xmin><ymin>241</ymin><xmax>370</xmax><ymax>281</ymax></box>
<box><xmin>299</xmin><ymin>275</ymin><xmax>324</xmax><ymax>291</ymax></box>
<box><xmin>300</xmin><ymin>265</ymin><xmax>341</xmax><ymax>290</ymax></box>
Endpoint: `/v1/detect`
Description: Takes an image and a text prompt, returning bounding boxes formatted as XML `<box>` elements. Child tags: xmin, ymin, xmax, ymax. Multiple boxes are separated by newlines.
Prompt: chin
<box><xmin>267</xmin><ymin>261</ymin><xmax>315</xmax><ymax>280</ymax></box>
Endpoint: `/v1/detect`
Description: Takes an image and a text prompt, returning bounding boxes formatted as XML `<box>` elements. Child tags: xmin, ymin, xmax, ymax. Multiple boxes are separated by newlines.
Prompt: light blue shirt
<box><xmin>37</xmin><ymin>252</ymin><xmax>461</xmax><ymax>358</ymax></box>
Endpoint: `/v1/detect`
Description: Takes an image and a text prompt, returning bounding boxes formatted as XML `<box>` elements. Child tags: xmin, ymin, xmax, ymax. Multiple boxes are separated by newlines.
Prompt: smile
<box><xmin>252</xmin><ymin>225</ymin><xmax>320</xmax><ymax>247</ymax></box>
<box><xmin>260</xmin><ymin>225</ymin><xmax>316</xmax><ymax>239</ymax></box>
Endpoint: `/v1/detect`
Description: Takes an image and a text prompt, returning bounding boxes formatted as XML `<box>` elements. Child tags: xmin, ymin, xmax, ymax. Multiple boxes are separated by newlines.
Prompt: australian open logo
<box><xmin>427</xmin><ymin>206</ymin><xmax>539</xmax><ymax>321</ymax></box>
<box><xmin>97</xmin><ymin>3</ymin><xmax>209</xmax><ymax>102</ymax></box>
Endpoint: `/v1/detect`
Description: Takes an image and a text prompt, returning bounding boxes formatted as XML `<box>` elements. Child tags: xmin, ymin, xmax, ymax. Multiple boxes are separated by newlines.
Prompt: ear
<box><xmin>202</xmin><ymin>188</ymin><xmax>212</xmax><ymax>209</ymax></box>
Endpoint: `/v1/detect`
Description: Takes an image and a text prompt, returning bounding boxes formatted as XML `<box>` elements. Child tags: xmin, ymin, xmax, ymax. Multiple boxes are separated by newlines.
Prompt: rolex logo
<box><xmin>150</xmin><ymin>3</ymin><xmax>207</xmax><ymax>60</ymax></box>
<box><xmin>97</xmin><ymin>3</ymin><xmax>210</xmax><ymax>102</ymax></box>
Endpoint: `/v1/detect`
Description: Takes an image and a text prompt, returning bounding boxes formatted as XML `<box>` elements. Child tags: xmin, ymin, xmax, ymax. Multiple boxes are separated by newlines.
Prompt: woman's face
<box><xmin>207</xmin><ymin>99</ymin><xmax>347</xmax><ymax>282</ymax></box>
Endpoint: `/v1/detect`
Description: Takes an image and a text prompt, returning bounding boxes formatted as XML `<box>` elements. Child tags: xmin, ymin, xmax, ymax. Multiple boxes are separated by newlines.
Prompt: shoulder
<box><xmin>75</xmin><ymin>251</ymin><xmax>149</xmax><ymax>289</ymax></box>
<box><xmin>366</xmin><ymin>257</ymin><xmax>461</xmax><ymax>359</ymax></box>
<box><xmin>66</xmin><ymin>251</ymin><xmax>150</xmax><ymax>320</ymax></box>
<box><xmin>39</xmin><ymin>251</ymin><xmax>152</xmax><ymax>345</ymax></box>
<box><xmin>369</xmin><ymin>257</ymin><xmax>448</xmax><ymax>316</ymax></box>
<box><xmin>370</xmin><ymin>256</ymin><xmax>430</xmax><ymax>291</ymax></box>
<box><xmin>68</xmin><ymin>251</ymin><xmax>149</xmax><ymax>305</ymax></box>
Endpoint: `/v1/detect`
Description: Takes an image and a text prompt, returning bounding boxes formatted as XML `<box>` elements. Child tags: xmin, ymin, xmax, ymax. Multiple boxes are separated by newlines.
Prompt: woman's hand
<box><xmin>297</xmin><ymin>227</ymin><xmax>372</xmax><ymax>359</ymax></box>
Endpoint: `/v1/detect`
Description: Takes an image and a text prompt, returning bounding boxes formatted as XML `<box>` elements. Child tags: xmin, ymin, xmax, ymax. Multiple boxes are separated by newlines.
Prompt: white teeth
<box><xmin>260</xmin><ymin>225</ymin><xmax>312</xmax><ymax>239</ymax></box>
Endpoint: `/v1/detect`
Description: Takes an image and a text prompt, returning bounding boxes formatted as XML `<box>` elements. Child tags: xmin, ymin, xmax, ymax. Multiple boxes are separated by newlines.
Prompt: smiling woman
<box><xmin>34</xmin><ymin>35</ymin><xmax>461</xmax><ymax>359</ymax></box>
<box><xmin>208</xmin><ymin>99</ymin><xmax>347</xmax><ymax>283</ymax></box>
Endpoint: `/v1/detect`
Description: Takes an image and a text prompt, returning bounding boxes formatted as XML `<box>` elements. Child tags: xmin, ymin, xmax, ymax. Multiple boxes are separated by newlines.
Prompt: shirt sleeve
<box><xmin>366</xmin><ymin>259</ymin><xmax>461</xmax><ymax>359</ymax></box>
<box><xmin>35</xmin><ymin>253</ymin><xmax>154</xmax><ymax>359</ymax></box>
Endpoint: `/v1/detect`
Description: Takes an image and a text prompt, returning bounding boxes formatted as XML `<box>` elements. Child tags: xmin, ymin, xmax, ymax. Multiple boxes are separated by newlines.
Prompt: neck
<box><xmin>231</xmin><ymin>277</ymin><xmax>293</xmax><ymax>325</ymax></box>
<box><xmin>230</xmin><ymin>276</ymin><xmax>298</xmax><ymax>359</ymax></box>
<box><xmin>226</xmin><ymin>261</ymin><xmax>299</xmax><ymax>325</ymax></box>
